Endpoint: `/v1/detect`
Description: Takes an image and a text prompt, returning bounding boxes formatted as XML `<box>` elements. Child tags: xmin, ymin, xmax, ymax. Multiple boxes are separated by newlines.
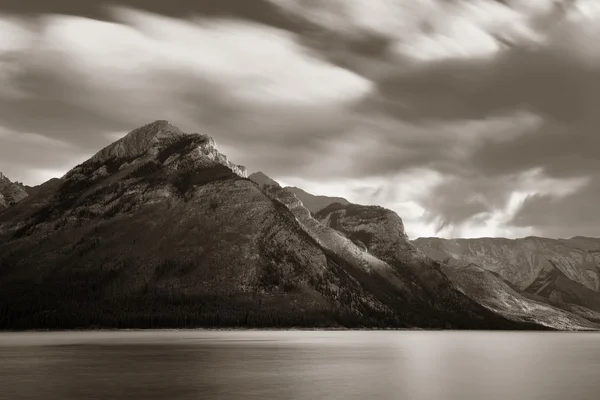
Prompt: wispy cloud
<box><xmin>0</xmin><ymin>1</ymin><xmax>598</xmax><ymax>238</ymax></box>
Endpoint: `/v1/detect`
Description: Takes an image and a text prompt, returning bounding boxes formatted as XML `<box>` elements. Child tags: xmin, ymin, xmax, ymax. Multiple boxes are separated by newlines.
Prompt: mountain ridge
<box><xmin>251</xmin><ymin>172</ymin><xmax>598</xmax><ymax>330</ymax></box>
<box><xmin>413</xmin><ymin>236</ymin><xmax>600</xmax><ymax>319</ymax></box>
<box><xmin>1</xmin><ymin>121</ymin><xmax>552</xmax><ymax>330</ymax></box>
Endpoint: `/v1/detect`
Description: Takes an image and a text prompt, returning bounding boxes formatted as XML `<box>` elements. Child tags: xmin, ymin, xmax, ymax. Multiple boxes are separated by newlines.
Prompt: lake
<box><xmin>1</xmin><ymin>330</ymin><xmax>599</xmax><ymax>400</ymax></box>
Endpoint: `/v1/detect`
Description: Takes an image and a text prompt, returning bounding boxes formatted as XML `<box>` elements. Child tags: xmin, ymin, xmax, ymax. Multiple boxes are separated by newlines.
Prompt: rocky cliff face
<box><xmin>0</xmin><ymin>173</ymin><xmax>28</xmax><ymax>210</ymax></box>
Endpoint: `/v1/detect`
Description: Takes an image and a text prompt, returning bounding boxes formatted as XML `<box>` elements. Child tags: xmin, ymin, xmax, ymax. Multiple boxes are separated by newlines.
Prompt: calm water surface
<box><xmin>1</xmin><ymin>330</ymin><xmax>599</xmax><ymax>400</ymax></box>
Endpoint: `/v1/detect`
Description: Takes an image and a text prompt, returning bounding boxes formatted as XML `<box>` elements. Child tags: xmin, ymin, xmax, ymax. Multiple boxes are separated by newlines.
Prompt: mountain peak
<box><xmin>89</xmin><ymin>120</ymin><xmax>187</xmax><ymax>165</ymax></box>
<box><xmin>62</xmin><ymin>120</ymin><xmax>248</xmax><ymax>191</ymax></box>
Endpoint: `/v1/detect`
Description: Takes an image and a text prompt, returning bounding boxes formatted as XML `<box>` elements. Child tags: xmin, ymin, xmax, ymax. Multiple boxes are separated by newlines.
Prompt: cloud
<box><xmin>512</xmin><ymin>178</ymin><xmax>600</xmax><ymax>238</ymax></box>
<box><xmin>268</xmin><ymin>0</ymin><xmax>553</xmax><ymax>61</ymax></box>
<box><xmin>372</xmin><ymin>2</ymin><xmax>600</xmax><ymax>122</ymax></box>
<box><xmin>0</xmin><ymin>0</ymin><xmax>313</xmax><ymax>33</ymax></box>
<box><xmin>420</xmin><ymin>167</ymin><xmax>591</xmax><ymax>236</ymax></box>
<box><xmin>318</xmin><ymin>1</ymin><xmax>600</xmax><ymax>238</ymax></box>
<box><xmin>0</xmin><ymin>8</ymin><xmax>371</xmax><ymax>184</ymax></box>
<box><xmin>0</xmin><ymin>125</ymin><xmax>86</xmax><ymax>184</ymax></box>
<box><xmin>277</xmin><ymin>168</ymin><xmax>445</xmax><ymax>238</ymax></box>
<box><xmin>1</xmin><ymin>1</ymin><xmax>598</xmax><ymax>238</ymax></box>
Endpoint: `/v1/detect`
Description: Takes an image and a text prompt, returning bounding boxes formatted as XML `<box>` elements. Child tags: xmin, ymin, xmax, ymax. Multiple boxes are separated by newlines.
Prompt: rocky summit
<box><xmin>0</xmin><ymin>121</ymin><xmax>597</xmax><ymax>331</ymax></box>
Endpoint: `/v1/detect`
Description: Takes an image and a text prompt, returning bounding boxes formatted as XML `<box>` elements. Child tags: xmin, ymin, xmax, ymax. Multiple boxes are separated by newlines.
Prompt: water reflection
<box><xmin>1</xmin><ymin>331</ymin><xmax>599</xmax><ymax>400</ymax></box>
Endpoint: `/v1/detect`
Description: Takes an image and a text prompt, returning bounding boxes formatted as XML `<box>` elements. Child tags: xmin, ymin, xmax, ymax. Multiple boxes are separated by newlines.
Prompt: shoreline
<box><xmin>1</xmin><ymin>327</ymin><xmax>596</xmax><ymax>333</ymax></box>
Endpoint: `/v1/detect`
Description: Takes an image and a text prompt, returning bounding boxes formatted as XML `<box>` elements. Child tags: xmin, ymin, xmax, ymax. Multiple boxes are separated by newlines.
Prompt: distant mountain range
<box><xmin>413</xmin><ymin>237</ymin><xmax>600</xmax><ymax>322</ymax></box>
<box><xmin>0</xmin><ymin>121</ymin><xmax>598</xmax><ymax>330</ymax></box>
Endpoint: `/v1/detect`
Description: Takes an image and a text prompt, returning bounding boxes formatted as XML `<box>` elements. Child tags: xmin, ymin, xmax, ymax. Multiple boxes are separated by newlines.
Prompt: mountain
<box><xmin>1</xmin><ymin>122</ymin><xmax>596</xmax><ymax>330</ymax></box>
<box><xmin>0</xmin><ymin>120</ymin><xmax>538</xmax><ymax>331</ymax></box>
<box><xmin>285</xmin><ymin>187</ymin><xmax>350</xmax><ymax>214</ymax></box>
<box><xmin>0</xmin><ymin>173</ymin><xmax>28</xmax><ymax>209</ymax></box>
<box><xmin>248</xmin><ymin>171</ymin><xmax>281</xmax><ymax>195</ymax></box>
<box><xmin>413</xmin><ymin>237</ymin><xmax>600</xmax><ymax>290</ymax></box>
<box><xmin>249</xmin><ymin>172</ymin><xmax>350</xmax><ymax>213</ymax></box>
<box><xmin>313</xmin><ymin>204</ymin><xmax>597</xmax><ymax>330</ymax></box>
<box><xmin>248</xmin><ymin>171</ymin><xmax>281</xmax><ymax>189</ymax></box>
<box><xmin>254</xmin><ymin>173</ymin><xmax>598</xmax><ymax>330</ymax></box>
<box><xmin>439</xmin><ymin>262</ymin><xmax>600</xmax><ymax>330</ymax></box>
<box><xmin>413</xmin><ymin>237</ymin><xmax>600</xmax><ymax>315</ymax></box>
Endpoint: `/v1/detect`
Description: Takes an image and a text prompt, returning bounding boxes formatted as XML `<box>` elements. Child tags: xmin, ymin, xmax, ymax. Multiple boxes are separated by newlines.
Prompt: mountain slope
<box><xmin>285</xmin><ymin>186</ymin><xmax>350</xmax><ymax>214</ymax></box>
<box><xmin>523</xmin><ymin>260</ymin><xmax>600</xmax><ymax>312</ymax></box>
<box><xmin>250</xmin><ymin>173</ymin><xmax>599</xmax><ymax>329</ymax></box>
<box><xmin>413</xmin><ymin>237</ymin><xmax>600</xmax><ymax>315</ymax></box>
<box><xmin>413</xmin><ymin>237</ymin><xmax>600</xmax><ymax>291</ymax></box>
<box><xmin>248</xmin><ymin>171</ymin><xmax>281</xmax><ymax>190</ymax></box>
<box><xmin>440</xmin><ymin>263</ymin><xmax>597</xmax><ymax>330</ymax></box>
<box><xmin>248</xmin><ymin>173</ymin><xmax>350</xmax><ymax>214</ymax></box>
<box><xmin>314</xmin><ymin>203</ymin><xmax>597</xmax><ymax>330</ymax></box>
<box><xmin>0</xmin><ymin>120</ymin><xmax>542</xmax><ymax>330</ymax></box>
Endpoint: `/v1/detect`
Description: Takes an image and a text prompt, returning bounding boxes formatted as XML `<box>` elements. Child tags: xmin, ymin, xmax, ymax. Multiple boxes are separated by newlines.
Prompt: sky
<box><xmin>0</xmin><ymin>0</ymin><xmax>599</xmax><ymax>239</ymax></box>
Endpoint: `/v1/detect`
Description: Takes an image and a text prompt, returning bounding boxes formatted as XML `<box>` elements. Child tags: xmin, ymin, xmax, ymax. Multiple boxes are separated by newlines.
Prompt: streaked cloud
<box><xmin>0</xmin><ymin>0</ymin><xmax>598</xmax><ymax>238</ymax></box>
<box><xmin>0</xmin><ymin>7</ymin><xmax>370</xmax><ymax>184</ymax></box>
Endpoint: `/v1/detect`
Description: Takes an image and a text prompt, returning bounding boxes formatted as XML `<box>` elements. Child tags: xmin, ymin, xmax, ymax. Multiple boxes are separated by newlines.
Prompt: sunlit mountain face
<box><xmin>1</xmin><ymin>0</ymin><xmax>599</xmax><ymax>240</ymax></box>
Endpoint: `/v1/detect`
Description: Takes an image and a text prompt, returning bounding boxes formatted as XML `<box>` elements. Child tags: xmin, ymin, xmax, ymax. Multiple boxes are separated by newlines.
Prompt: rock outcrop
<box><xmin>0</xmin><ymin>172</ymin><xmax>28</xmax><ymax>210</ymax></box>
